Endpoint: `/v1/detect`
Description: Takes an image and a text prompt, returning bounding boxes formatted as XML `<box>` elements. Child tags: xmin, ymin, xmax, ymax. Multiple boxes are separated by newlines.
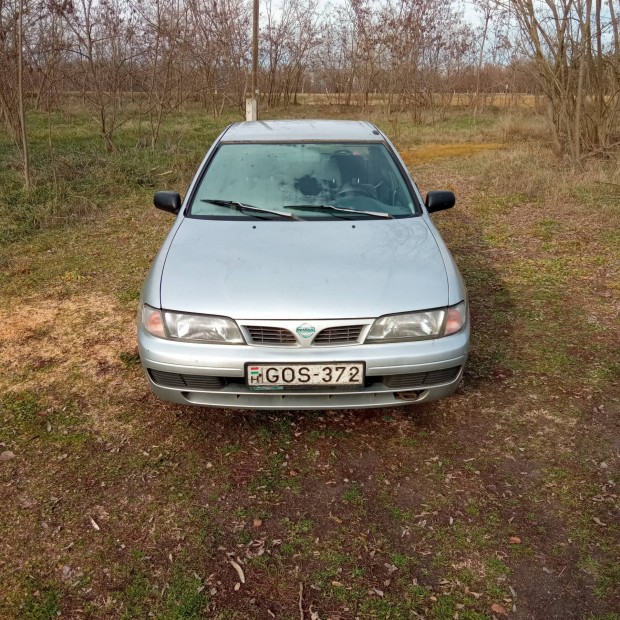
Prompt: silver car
<box><xmin>138</xmin><ymin>120</ymin><xmax>469</xmax><ymax>410</ymax></box>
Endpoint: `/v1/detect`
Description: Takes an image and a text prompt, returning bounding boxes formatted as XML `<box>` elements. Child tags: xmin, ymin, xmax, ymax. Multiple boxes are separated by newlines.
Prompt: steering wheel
<box><xmin>336</xmin><ymin>186</ymin><xmax>376</xmax><ymax>199</ymax></box>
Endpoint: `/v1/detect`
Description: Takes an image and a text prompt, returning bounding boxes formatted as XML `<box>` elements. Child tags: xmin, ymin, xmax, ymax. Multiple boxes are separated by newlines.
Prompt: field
<box><xmin>294</xmin><ymin>93</ymin><xmax>540</xmax><ymax>109</ymax></box>
<box><xmin>0</xmin><ymin>103</ymin><xmax>619</xmax><ymax>620</ymax></box>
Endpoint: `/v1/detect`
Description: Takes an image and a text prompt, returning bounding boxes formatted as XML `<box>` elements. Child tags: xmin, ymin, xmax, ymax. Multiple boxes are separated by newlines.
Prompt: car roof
<box><xmin>220</xmin><ymin>120</ymin><xmax>385</xmax><ymax>143</ymax></box>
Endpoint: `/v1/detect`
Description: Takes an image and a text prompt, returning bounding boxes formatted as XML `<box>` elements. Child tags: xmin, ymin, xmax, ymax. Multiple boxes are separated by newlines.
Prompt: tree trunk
<box><xmin>17</xmin><ymin>0</ymin><xmax>30</xmax><ymax>190</ymax></box>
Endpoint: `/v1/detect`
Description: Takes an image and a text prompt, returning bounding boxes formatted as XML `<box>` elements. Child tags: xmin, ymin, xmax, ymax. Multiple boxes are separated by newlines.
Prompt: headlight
<box><xmin>165</xmin><ymin>311</ymin><xmax>244</xmax><ymax>343</ymax></box>
<box><xmin>366</xmin><ymin>301</ymin><xmax>466</xmax><ymax>342</ymax></box>
<box><xmin>141</xmin><ymin>305</ymin><xmax>244</xmax><ymax>344</ymax></box>
<box><xmin>366</xmin><ymin>309</ymin><xmax>445</xmax><ymax>342</ymax></box>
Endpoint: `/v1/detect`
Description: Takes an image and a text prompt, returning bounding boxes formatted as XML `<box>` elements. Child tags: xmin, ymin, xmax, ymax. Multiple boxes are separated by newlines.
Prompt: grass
<box><xmin>21</xmin><ymin>582</ymin><xmax>61</xmax><ymax>620</ymax></box>
<box><xmin>0</xmin><ymin>103</ymin><xmax>619</xmax><ymax>619</ymax></box>
<box><xmin>0</xmin><ymin>106</ymin><xmax>235</xmax><ymax>245</ymax></box>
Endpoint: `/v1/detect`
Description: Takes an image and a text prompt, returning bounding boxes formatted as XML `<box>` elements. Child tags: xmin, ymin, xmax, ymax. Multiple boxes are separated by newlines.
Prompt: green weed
<box><xmin>21</xmin><ymin>584</ymin><xmax>61</xmax><ymax>620</ymax></box>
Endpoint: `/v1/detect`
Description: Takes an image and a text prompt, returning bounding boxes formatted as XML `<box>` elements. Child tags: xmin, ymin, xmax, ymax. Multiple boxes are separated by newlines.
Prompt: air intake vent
<box><xmin>148</xmin><ymin>369</ymin><xmax>226</xmax><ymax>390</ymax></box>
<box><xmin>382</xmin><ymin>366</ymin><xmax>460</xmax><ymax>389</ymax></box>
<box><xmin>246</xmin><ymin>326</ymin><xmax>297</xmax><ymax>345</ymax></box>
<box><xmin>313</xmin><ymin>325</ymin><xmax>364</xmax><ymax>345</ymax></box>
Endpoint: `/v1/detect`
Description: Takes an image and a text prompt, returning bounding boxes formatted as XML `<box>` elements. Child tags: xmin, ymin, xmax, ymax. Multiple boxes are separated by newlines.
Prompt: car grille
<box><xmin>148</xmin><ymin>369</ymin><xmax>226</xmax><ymax>390</ymax></box>
<box><xmin>245</xmin><ymin>324</ymin><xmax>365</xmax><ymax>346</ymax></box>
<box><xmin>313</xmin><ymin>325</ymin><xmax>364</xmax><ymax>345</ymax></box>
<box><xmin>246</xmin><ymin>326</ymin><xmax>297</xmax><ymax>345</ymax></box>
<box><xmin>382</xmin><ymin>366</ymin><xmax>461</xmax><ymax>389</ymax></box>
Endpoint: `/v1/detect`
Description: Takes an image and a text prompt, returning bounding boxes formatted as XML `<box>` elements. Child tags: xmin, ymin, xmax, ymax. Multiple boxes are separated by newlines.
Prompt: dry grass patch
<box><xmin>1</xmin><ymin>294</ymin><xmax>140</xmax><ymax>437</ymax></box>
<box><xmin>401</xmin><ymin>142</ymin><xmax>504</xmax><ymax>165</ymax></box>
<box><xmin>1</xmin><ymin>294</ymin><xmax>133</xmax><ymax>390</ymax></box>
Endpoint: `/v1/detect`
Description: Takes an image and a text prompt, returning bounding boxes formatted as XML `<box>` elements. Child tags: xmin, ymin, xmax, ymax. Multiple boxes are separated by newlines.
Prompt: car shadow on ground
<box><xmin>438</xmin><ymin>208</ymin><xmax>515</xmax><ymax>391</ymax></box>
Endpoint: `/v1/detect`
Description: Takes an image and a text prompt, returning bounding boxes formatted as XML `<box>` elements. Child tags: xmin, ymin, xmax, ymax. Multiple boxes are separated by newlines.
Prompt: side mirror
<box><xmin>425</xmin><ymin>190</ymin><xmax>455</xmax><ymax>214</ymax></box>
<box><xmin>154</xmin><ymin>191</ymin><xmax>182</xmax><ymax>214</ymax></box>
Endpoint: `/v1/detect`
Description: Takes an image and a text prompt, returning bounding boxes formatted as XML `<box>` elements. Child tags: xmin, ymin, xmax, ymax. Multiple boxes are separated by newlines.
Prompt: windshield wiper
<box><xmin>283</xmin><ymin>204</ymin><xmax>393</xmax><ymax>219</ymax></box>
<box><xmin>201</xmin><ymin>199</ymin><xmax>301</xmax><ymax>220</ymax></box>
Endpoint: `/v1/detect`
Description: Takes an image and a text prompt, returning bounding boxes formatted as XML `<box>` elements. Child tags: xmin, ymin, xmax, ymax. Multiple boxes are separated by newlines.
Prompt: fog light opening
<box><xmin>395</xmin><ymin>390</ymin><xmax>422</xmax><ymax>402</ymax></box>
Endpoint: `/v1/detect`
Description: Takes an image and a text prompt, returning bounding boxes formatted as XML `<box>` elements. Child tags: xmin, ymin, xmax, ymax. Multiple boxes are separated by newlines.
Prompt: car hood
<box><xmin>160</xmin><ymin>217</ymin><xmax>448</xmax><ymax>319</ymax></box>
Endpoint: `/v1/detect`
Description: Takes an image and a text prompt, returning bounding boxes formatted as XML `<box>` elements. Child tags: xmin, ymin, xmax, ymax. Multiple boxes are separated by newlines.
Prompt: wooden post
<box><xmin>246</xmin><ymin>98</ymin><xmax>257</xmax><ymax>122</ymax></box>
<box><xmin>246</xmin><ymin>0</ymin><xmax>259</xmax><ymax>121</ymax></box>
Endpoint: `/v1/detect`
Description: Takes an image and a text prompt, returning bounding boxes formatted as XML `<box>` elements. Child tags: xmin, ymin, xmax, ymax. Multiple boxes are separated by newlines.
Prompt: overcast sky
<box><xmin>269</xmin><ymin>0</ymin><xmax>483</xmax><ymax>26</ymax></box>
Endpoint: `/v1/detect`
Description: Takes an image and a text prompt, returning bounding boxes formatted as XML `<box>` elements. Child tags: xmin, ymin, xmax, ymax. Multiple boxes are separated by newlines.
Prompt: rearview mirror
<box><xmin>425</xmin><ymin>190</ymin><xmax>455</xmax><ymax>214</ymax></box>
<box><xmin>154</xmin><ymin>191</ymin><xmax>182</xmax><ymax>214</ymax></box>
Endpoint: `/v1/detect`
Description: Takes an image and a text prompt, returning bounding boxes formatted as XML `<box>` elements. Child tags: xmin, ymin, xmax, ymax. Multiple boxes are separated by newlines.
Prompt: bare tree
<box><xmin>130</xmin><ymin>0</ymin><xmax>195</xmax><ymax>147</ymax></box>
<box><xmin>261</xmin><ymin>0</ymin><xmax>320</xmax><ymax>108</ymax></box>
<box><xmin>501</xmin><ymin>0</ymin><xmax>620</xmax><ymax>160</ymax></box>
<box><xmin>187</xmin><ymin>0</ymin><xmax>251</xmax><ymax>111</ymax></box>
<box><xmin>16</xmin><ymin>0</ymin><xmax>29</xmax><ymax>187</ymax></box>
<box><xmin>56</xmin><ymin>0</ymin><xmax>139</xmax><ymax>151</ymax></box>
<box><xmin>28</xmin><ymin>3</ymin><xmax>67</xmax><ymax>111</ymax></box>
<box><xmin>0</xmin><ymin>0</ymin><xmax>33</xmax><ymax>188</ymax></box>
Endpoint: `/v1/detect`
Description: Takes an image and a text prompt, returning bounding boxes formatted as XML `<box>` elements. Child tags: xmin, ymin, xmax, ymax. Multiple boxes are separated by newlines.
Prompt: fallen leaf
<box><xmin>329</xmin><ymin>513</ymin><xmax>343</xmax><ymax>524</ymax></box>
<box><xmin>592</xmin><ymin>517</ymin><xmax>607</xmax><ymax>526</ymax></box>
<box><xmin>0</xmin><ymin>451</ymin><xmax>15</xmax><ymax>462</ymax></box>
<box><xmin>509</xmin><ymin>536</ymin><xmax>521</xmax><ymax>544</ymax></box>
<box><xmin>253</xmin><ymin>518</ymin><xmax>263</xmax><ymax>528</ymax></box>
<box><xmin>229</xmin><ymin>559</ymin><xmax>245</xmax><ymax>584</ymax></box>
<box><xmin>19</xmin><ymin>496</ymin><xmax>37</xmax><ymax>509</ymax></box>
<box><xmin>491</xmin><ymin>603</ymin><xmax>507</xmax><ymax>615</ymax></box>
<box><xmin>289</xmin><ymin>470</ymin><xmax>298</xmax><ymax>477</ymax></box>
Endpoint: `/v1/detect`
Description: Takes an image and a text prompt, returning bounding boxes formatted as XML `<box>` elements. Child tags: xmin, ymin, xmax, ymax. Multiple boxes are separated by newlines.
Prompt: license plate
<box><xmin>246</xmin><ymin>363</ymin><xmax>364</xmax><ymax>388</ymax></box>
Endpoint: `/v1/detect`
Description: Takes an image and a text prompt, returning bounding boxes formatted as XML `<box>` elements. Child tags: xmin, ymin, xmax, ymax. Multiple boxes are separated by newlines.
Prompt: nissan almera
<box><xmin>137</xmin><ymin>120</ymin><xmax>469</xmax><ymax>409</ymax></box>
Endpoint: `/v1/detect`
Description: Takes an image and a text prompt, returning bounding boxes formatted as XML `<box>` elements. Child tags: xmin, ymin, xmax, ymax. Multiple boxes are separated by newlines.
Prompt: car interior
<box><xmin>192</xmin><ymin>143</ymin><xmax>415</xmax><ymax>216</ymax></box>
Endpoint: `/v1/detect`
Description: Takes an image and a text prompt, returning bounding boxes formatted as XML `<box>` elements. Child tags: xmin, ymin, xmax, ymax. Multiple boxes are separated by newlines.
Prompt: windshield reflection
<box><xmin>190</xmin><ymin>143</ymin><xmax>417</xmax><ymax>219</ymax></box>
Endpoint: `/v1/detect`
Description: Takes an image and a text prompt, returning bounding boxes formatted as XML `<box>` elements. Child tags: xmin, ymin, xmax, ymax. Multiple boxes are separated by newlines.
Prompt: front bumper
<box><xmin>137</xmin><ymin>325</ymin><xmax>469</xmax><ymax>410</ymax></box>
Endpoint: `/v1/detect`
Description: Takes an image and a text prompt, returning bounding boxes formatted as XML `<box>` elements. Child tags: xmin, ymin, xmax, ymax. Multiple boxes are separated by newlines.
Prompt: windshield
<box><xmin>188</xmin><ymin>142</ymin><xmax>418</xmax><ymax>219</ymax></box>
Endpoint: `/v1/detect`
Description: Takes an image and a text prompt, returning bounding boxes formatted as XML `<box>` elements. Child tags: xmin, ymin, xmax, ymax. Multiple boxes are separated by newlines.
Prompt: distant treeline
<box><xmin>1</xmin><ymin>0</ymin><xmax>618</xmax><ymax>181</ymax></box>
